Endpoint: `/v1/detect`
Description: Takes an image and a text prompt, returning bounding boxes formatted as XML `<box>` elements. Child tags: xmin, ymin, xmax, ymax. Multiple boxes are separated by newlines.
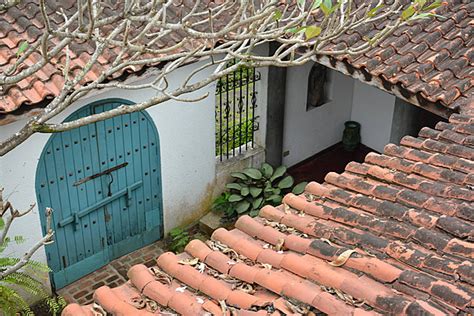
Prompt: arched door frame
<box><xmin>35</xmin><ymin>98</ymin><xmax>163</xmax><ymax>289</ymax></box>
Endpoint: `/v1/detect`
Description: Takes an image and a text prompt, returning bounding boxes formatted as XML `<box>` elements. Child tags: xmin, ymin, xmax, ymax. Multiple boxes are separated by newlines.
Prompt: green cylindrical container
<box><xmin>342</xmin><ymin>121</ymin><xmax>361</xmax><ymax>151</ymax></box>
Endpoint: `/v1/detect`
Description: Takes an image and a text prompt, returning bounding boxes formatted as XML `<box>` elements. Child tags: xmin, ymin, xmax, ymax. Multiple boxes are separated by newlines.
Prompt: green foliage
<box><xmin>169</xmin><ymin>228</ymin><xmax>190</xmax><ymax>253</ymax></box>
<box><xmin>45</xmin><ymin>295</ymin><xmax>67</xmax><ymax>316</ymax></box>
<box><xmin>213</xmin><ymin>163</ymin><xmax>307</xmax><ymax>218</ymax></box>
<box><xmin>0</xmin><ymin>234</ymin><xmax>51</xmax><ymax>315</ymax></box>
<box><xmin>16</xmin><ymin>41</ymin><xmax>28</xmax><ymax>58</ymax></box>
<box><xmin>216</xmin><ymin>118</ymin><xmax>254</xmax><ymax>157</ymax></box>
<box><xmin>401</xmin><ymin>0</ymin><xmax>444</xmax><ymax>21</ymax></box>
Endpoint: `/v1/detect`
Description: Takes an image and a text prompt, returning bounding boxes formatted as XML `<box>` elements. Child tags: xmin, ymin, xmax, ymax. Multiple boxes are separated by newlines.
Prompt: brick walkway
<box><xmin>58</xmin><ymin>241</ymin><xmax>165</xmax><ymax>305</ymax></box>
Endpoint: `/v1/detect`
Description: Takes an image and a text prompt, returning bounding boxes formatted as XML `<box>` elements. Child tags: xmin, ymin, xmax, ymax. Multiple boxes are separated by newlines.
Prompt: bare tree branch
<box><xmin>0</xmin><ymin>188</ymin><xmax>54</xmax><ymax>278</ymax></box>
<box><xmin>0</xmin><ymin>0</ymin><xmax>438</xmax><ymax>156</ymax></box>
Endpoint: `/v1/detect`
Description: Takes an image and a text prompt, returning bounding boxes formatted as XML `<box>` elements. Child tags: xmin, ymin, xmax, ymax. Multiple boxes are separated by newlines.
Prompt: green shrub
<box><xmin>213</xmin><ymin>163</ymin><xmax>307</xmax><ymax>218</ymax></box>
<box><xmin>45</xmin><ymin>295</ymin><xmax>67</xmax><ymax>316</ymax></box>
<box><xmin>168</xmin><ymin>228</ymin><xmax>190</xmax><ymax>253</ymax></box>
<box><xmin>0</xmin><ymin>228</ymin><xmax>51</xmax><ymax>315</ymax></box>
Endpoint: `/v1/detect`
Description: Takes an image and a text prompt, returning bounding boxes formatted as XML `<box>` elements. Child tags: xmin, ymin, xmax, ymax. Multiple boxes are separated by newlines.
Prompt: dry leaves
<box><xmin>91</xmin><ymin>303</ymin><xmax>107</xmax><ymax>316</ymax></box>
<box><xmin>149</xmin><ymin>267</ymin><xmax>172</xmax><ymax>285</ymax></box>
<box><xmin>178</xmin><ymin>257</ymin><xmax>200</xmax><ymax>265</ymax></box>
<box><xmin>275</xmin><ymin>238</ymin><xmax>285</xmax><ymax>251</ymax></box>
<box><xmin>328</xmin><ymin>249</ymin><xmax>357</xmax><ymax>267</ymax></box>
<box><xmin>321</xmin><ymin>285</ymin><xmax>365</xmax><ymax>307</ymax></box>
<box><xmin>263</xmin><ymin>219</ymin><xmax>309</xmax><ymax>238</ymax></box>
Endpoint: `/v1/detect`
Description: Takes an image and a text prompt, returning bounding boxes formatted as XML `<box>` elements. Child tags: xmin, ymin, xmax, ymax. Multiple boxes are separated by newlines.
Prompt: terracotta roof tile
<box><xmin>63</xmin><ymin>113</ymin><xmax>473</xmax><ymax>315</ymax></box>
<box><xmin>2</xmin><ymin>0</ymin><xmax>474</xmax><ymax>119</ymax></box>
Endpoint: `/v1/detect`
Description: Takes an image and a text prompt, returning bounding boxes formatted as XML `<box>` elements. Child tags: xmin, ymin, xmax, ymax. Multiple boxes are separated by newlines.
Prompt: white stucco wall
<box><xmin>0</xmin><ymin>59</ymin><xmax>217</xmax><ymax>267</ymax></box>
<box><xmin>0</xmin><ymin>48</ymin><xmax>270</xmax><ymax>283</ymax></box>
<box><xmin>282</xmin><ymin>62</ymin><xmax>354</xmax><ymax>167</ymax></box>
<box><xmin>350</xmin><ymin>80</ymin><xmax>396</xmax><ymax>152</ymax></box>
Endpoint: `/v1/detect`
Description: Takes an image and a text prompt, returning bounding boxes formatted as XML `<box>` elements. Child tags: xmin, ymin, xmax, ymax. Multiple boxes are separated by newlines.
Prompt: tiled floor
<box><xmin>288</xmin><ymin>142</ymin><xmax>374</xmax><ymax>184</ymax></box>
<box><xmin>57</xmin><ymin>241</ymin><xmax>165</xmax><ymax>305</ymax></box>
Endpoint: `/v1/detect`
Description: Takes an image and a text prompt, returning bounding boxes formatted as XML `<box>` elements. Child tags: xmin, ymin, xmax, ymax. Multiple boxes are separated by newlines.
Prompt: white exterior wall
<box><xmin>282</xmin><ymin>62</ymin><xmax>354</xmax><ymax>167</ymax></box>
<box><xmin>350</xmin><ymin>80</ymin><xmax>396</xmax><ymax>152</ymax></box>
<box><xmin>0</xmin><ymin>53</ymin><xmax>268</xmax><ymax>283</ymax></box>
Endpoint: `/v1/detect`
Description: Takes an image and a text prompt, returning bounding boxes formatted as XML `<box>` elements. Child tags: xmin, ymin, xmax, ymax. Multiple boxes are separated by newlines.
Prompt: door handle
<box><xmin>73</xmin><ymin>162</ymin><xmax>128</xmax><ymax>187</ymax></box>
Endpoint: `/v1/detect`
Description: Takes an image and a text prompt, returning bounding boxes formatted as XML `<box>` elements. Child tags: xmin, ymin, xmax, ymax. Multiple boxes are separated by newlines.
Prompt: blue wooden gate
<box><xmin>35</xmin><ymin>99</ymin><xmax>163</xmax><ymax>289</ymax></box>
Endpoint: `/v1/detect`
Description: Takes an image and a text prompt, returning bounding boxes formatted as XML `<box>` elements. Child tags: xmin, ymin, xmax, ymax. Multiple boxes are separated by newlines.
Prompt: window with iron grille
<box><xmin>215</xmin><ymin>62</ymin><xmax>261</xmax><ymax>161</ymax></box>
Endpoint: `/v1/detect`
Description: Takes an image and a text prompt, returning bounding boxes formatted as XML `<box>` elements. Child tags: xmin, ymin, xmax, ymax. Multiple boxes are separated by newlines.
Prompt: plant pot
<box><xmin>342</xmin><ymin>121</ymin><xmax>361</xmax><ymax>151</ymax></box>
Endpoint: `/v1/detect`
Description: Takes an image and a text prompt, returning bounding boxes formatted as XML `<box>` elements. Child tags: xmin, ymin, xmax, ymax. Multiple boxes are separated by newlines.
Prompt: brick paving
<box><xmin>58</xmin><ymin>241</ymin><xmax>165</xmax><ymax>305</ymax></box>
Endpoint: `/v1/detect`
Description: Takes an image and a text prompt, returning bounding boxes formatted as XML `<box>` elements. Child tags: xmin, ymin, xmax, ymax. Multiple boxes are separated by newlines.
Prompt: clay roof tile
<box><xmin>65</xmin><ymin>112</ymin><xmax>474</xmax><ymax>315</ymax></box>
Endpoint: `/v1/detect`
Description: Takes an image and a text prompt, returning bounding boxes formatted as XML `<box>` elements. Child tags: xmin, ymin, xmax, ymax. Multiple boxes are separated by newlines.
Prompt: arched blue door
<box><xmin>36</xmin><ymin>99</ymin><xmax>163</xmax><ymax>289</ymax></box>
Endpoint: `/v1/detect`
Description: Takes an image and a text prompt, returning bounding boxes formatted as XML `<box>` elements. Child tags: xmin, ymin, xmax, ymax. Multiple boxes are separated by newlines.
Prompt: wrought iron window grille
<box><xmin>215</xmin><ymin>62</ymin><xmax>261</xmax><ymax>161</ymax></box>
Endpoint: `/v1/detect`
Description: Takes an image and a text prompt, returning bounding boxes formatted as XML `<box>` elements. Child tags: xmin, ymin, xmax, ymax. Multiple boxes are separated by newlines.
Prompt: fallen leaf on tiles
<box><xmin>334</xmin><ymin>288</ymin><xmax>346</xmax><ymax>300</ymax></box>
<box><xmin>298</xmin><ymin>212</ymin><xmax>305</xmax><ymax>217</ymax></box>
<box><xmin>178</xmin><ymin>257</ymin><xmax>199</xmax><ymax>265</ymax></box>
<box><xmin>263</xmin><ymin>243</ymin><xmax>270</xmax><ymax>249</ymax></box>
<box><xmin>238</xmin><ymin>283</ymin><xmax>255</xmax><ymax>294</ymax></box>
<box><xmin>260</xmin><ymin>263</ymin><xmax>272</xmax><ymax>269</ymax></box>
<box><xmin>320</xmin><ymin>238</ymin><xmax>334</xmax><ymax>246</ymax></box>
<box><xmin>146</xmin><ymin>299</ymin><xmax>159</xmax><ymax>312</ymax></box>
<box><xmin>219</xmin><ymin>300</ymin><xmax>228</xmax><ymax>313</ymax></box>
<box><xmin>275</xmin><ymin>238</ymin><xmax>285</xmax><ymax>251</ymax></box>
<box><xmin>92</xmin><ymin>303</ymin><xmax>107</xmax><ymax>316</ymax></box>
<box><xmin>328</xmin><ymin>249</ymin><xmax>357</xmax><ymax>267</ymax></box>
<box><xmin>277</xmin><ymin>250</ymin><xmax>284</xmax><ymax>254</ymax></box>
<box><xmin>227</xmin><ymin>260</ymin><xmax>236</xmax><ymax>265</ymax></box>
<box><xmin>175</xmin><ymin>286</ymin><xmax>187</xmax><ymax>293</ymax></box>
<box><xmin>197</xmin><ymin>263</ymin><xmax>206</xmax><ymax>273</ymax></box>
<box><xmin>284</xmin><ymin>203</ymin><xmax>290</xmax><ymax>213</ymax></box>
<box><xmin>196</xmin><ymin>297</ymin><xmax>205</xmax><ymax>304</ymax></box>
<box><xmin>130</xmin><ymin>296</ymin><xmax>146</xmax><ymax>309</ymax></box>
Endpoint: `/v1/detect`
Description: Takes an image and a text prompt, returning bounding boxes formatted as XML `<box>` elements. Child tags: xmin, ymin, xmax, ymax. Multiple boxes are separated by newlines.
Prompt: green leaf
<box><xmin>266</xmin><ymin>194</ymin><xmax>282</xmax><ymax>204</ymax></box>
<box><xmin>415</xmin><ymin>0</ymin><xmax>426</xmax><ymax>8</ymax></box>
<box><xmin>0</xmin><ymin>217</ymin><xmax>4</xmax><ymax>230</ymax></box>
<box><xmin>249</xmin><ymin>187</ymin><xmax>263</xmax><ymax>198</ymax></box>
<box><xmin>226</xmin><ymin>183</ymin><xmax>242</xmax><ymax>191</ymax></box>
<box><xmin>286</xmin><ymin>26</ymin><xmax>306</xmax><ymax>34</ymax></box>
<box><xmin>423</xmin><ymin>0</ymin><xmax>441</xmax><ymax>11</ymax></box>
<box><xmin>270</xmin><ymin>165</ymin><xmax>287</xmax><ymax>182</ymax></box>
<box><xmin>252</xmin><ymin>197</ymin><xmax>264</xmax><ymax>210</ymax></box>
<box><xmin>14</xmin><ymin>236</ymin><xmax>25</xmax><ymax>245</ymax></box>
<box><xmin>264</xmin><ymin>186</ymin><xmax>274</xmax><ymax>193</ymax></box>
<box><xmin>16</xmin><ymin>41</ymin><xmax>28</xmax><ymax>58</ymax></box>
<box><xmin>412</xmin><ymin>12</ymin><xmax>433</xmax><ymax>20</ymax></box>
<box><xmin>292</xmin><ymin>182</ymin><xmax>308</xmax><ymax>195</ymax></box>
<box><xmin>235</xmin><ymin>200</ymin><xmax>251</xmax><ymax>214</ymax></box>
<box><xmin>305</xmin><ymin>25</ymin><xmax>322</xmax><ymax>40</ymax></box>
<box><xmin>297</xmin><ymin>0</ymin><xmax>305</xmax><ymax>7</ymax></box>
<box><xmin>367</xmin><ymin>4</ymin><xmax>384</xmax><ymax>17</ymax></box>
<box><xmin>249</xmin><ymin>209</ymin><xmax>259</xmax><ymax>217</ymax></box>
<box><xmin>241</xmin><ymin>187</ymin><xmax>250</xmax><ymax>196</ymax></box>
<box><xmin>320</xmin><ymin>3</ymin><xmax>330</xmax><ymax>15</ymax></box>
<box><xmin>278</xmin><ymin>175</ymin><xmax>294</xmax><ymax>189</ymax></box>
<box><xmin>231</xmin><ymin>172</ymin><xmax>247</xmax><ymax>181</ymax></box>
<box><xmin>261</xmin><ymin>163</ymin><xmax>274</xmax><ymax>179</ymax></box>
<box><xmin>228</xmin><ymin>194</ymin><xmax>244</xmax><ymax>202</ymax></box>
<box><xmin>311</xmin><ymin>0</ymin><xmax>323</xmax><ymax>10</ymax></box>
<box><xmin>273</xmin><ymin>9</ymin><xmax>282</xmax><ymax>21</ymax></box>
<box><xmin>170</xmin><ymin>228</ymin><xmax>184</xmax><ymax>237</ymax></box>
<box><xmin>243</xmin><ymin>168</ymin><xmax>263</xmax><ymax>180</ymax></box>
<box><xmin>323</xmin><ymin>0</ymin><xmax>332</xmax><ymax>9</ymax></box>
<box><xmin>401</xmin><ymin>5</ymin><xmax>416</xmax><ymax>20</ymax></box>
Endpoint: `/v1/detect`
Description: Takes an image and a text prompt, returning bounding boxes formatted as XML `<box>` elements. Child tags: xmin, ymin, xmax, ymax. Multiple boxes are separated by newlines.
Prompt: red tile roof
<box><xmin>62</xmin><ymin>113</ymin><xmax>474</xmax><ymax>315</ymax></box>
<box><xmin>318</xmin><ymin>0</ymin><xmax>474</xmax><ymax>114</ymax></box>
<box><xmin>0</xmin><ymin>1</ymin><xmax>473</xmax><ymax>118</ymax></box>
